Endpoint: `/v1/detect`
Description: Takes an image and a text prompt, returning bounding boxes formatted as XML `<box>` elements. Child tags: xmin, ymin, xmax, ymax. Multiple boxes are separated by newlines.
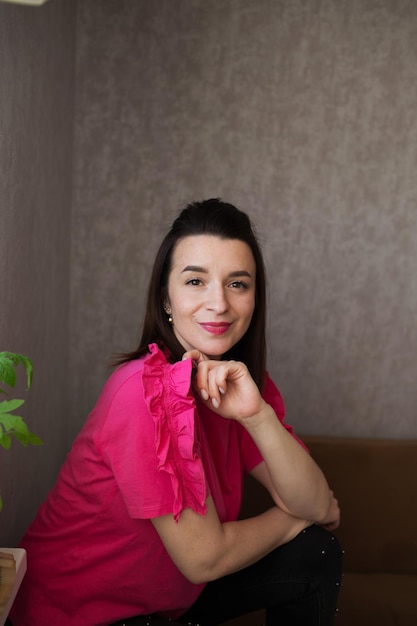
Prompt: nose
<box><xmin>206</xmin><ymin>283</ymin><xmax>228</xmax><ymax>314</ymax></box>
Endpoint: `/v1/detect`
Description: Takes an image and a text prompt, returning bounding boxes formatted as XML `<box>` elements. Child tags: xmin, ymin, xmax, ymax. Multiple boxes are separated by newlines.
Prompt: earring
<box><xmin>165</xmin><ymin>308</ymin><xmax>173</xmax><ymax>324</ymax></box>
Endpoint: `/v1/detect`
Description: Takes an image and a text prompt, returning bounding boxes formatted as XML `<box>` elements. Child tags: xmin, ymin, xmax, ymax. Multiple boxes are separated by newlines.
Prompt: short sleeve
<box><xmin>142</xmin><ymin>344</ymin><xmax>208</xmax><ymax>521</ymax></box>
<box><xmin>97</xmin><ymin>344</ymin><xmax>208</xmax><ymax>522</ymax></box>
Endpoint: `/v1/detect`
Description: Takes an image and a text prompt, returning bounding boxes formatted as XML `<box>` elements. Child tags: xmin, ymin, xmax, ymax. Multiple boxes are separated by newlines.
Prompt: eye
<box><xmin>186</xmin><ymin>278</ymin><xmax>203</xmax><ymax>286</ymax></box>
<box><xmin>229</xmin><ymin>280</ymin><xmax>248</xmax><ymax>289</ymax></box>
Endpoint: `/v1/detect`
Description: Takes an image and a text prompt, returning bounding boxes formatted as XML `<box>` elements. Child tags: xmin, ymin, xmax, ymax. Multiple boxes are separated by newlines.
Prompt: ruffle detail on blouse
<box><xmin>142</xmin><ymin>343</ymin><xmax>207</xmax><ymax>522</ymax></box>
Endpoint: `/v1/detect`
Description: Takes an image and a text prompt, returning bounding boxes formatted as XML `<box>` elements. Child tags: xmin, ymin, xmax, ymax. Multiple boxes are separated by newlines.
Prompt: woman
<box><xmin>11</xmin><ymin>199</ymin><xmax>342</xmax><ymax>626</ymax></box>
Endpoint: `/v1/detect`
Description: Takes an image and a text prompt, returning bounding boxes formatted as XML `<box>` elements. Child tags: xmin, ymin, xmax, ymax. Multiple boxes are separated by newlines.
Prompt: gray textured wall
<box><xmin>1</xmin><ymin>0</ymin><xmax>416</xmax><ymax>550</ymax></box>
<box><xmin>71</xmin><ymin>0</ymin><xmax>417</xmax><ymax>440</ymax></box>
<box><xmin>0</xmin><ymin>0</ymin><xmax>75</xmax><ymax>546</ymax></box>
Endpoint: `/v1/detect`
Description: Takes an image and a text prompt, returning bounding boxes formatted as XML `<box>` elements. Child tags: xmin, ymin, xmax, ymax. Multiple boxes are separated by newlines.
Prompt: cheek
<box><xmin>244</xmin><ymin>296</ymin><xmax>256</xmax><ymax>318</ymax></box>
<box><xmin>170</xmin><ymin>293</ymin><xmax>196</xmax><ymax>317</ymax></box>
<box><xmin>237</xmin><ymin>300</ymin><xmax>255</xmax><ymax>331</ymax></box>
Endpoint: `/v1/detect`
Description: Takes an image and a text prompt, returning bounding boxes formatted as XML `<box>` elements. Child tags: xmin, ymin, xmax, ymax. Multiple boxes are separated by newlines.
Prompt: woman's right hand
<box><xmin>182</xmin><ymin>349</ymin><xmax>266</xmax><ymax>422</ymax></box>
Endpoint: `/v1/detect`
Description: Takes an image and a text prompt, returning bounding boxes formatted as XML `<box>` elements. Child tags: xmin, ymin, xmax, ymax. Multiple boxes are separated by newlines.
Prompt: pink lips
<box><xmin>199</xmin><ymin>322</ymin><xmax>232</xmax><ymax>335</ymax></box>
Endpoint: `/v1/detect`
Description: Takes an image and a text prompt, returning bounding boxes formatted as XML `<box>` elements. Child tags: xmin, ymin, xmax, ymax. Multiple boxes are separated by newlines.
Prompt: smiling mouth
<box><xmin>199</xmin><ymin>322</ymin><xmax>232</xmax><ymax>335</ymax></box>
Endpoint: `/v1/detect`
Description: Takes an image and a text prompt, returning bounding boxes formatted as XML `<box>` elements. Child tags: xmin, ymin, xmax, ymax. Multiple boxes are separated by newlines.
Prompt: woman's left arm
<box><xmin>186</xmin><ymin>351</ymin><xmax>338</xmax><ymax>526</ymax></box>
<box><xmin>241</xmin><ymin>402</ymin><xmax>335</xmax><ymax>524</ymax></box>
<box><xmin>249</xmin><ymin>450</ymin><xmax>340</xmax><ymax>530</ymax></box>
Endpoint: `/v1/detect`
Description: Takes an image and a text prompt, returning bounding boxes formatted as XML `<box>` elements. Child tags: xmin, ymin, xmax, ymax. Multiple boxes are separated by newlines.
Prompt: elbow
<box><xmin>281</xmin><ymin>490</ymin><xmax>332</xmax><ymax>524</ymax></box>
<box><xmin>314</xmin><ymin>491</ymin><xmax>334</xmax><ymax>524</ymax></box>
<box><xmin>178</xmin><ymin>553</ymin><xmax>224</xmax><ymax>585</ymax></box>
<box><xmin>315</xmin><ymin>506</ymin><xmax>331</xmax><ymax>524</ymax></box>
<box><xmin>183</xmin><ymin>570</ymin><xmax>211</xmax><ymax>585</ymax></box>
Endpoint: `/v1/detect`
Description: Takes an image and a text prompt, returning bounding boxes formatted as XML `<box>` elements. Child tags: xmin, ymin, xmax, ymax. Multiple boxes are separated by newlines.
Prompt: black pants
<box><xmin>111</xmin><ymin>525</ymin><xmax>343</xmax><ymax>626</ymax></box>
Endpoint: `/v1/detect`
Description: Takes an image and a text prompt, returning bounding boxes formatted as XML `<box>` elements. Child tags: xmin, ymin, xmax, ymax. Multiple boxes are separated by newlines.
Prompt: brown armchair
<box><xmin>225</xmin><ymin>435</ymin><xmax>417</xmax><ymax>626</ymax></box>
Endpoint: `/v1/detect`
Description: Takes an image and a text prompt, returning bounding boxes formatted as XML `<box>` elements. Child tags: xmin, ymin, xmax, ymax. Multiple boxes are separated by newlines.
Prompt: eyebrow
<box><xmin>181</xmin><ymin>265</ymin><xmax>252</xmax><ymax>278</ymax></box>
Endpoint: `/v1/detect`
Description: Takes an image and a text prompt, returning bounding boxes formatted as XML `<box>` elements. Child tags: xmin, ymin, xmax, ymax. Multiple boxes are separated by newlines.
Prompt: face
<box><xmin>166</xmin><ymin>235</ymin><xmax>256</xmax><ymax>359</ymax></box>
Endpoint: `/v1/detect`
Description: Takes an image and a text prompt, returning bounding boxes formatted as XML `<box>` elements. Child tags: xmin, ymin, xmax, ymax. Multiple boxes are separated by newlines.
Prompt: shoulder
<box><xmin>102</xmin><ymin>344</ymin><xmax>171</xmax><ymax>396</ymax></box>
<box><xmin>85</xmin><ymin>357</ymin><xmax>149</xmax><ymax>435</ymax></box>
<box><xmin>102</xmin><ymin>355</ymin><xmax>148</xmax><ymax>401</ymax></box>
<box><xmin>99</xmin><ymin>343</ymin><xmax>193</xmax><ymax>414</ymax></box>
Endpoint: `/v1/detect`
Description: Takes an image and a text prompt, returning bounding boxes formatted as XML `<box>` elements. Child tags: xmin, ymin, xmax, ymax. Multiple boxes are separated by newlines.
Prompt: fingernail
<box><xmin>200</xmin><ymin>389</ymin><xmax>209</xmax><ymax>400</ymax></box>
<box><xmin>212</xmin><ymin>397</ymin><xmax>219</xmax><ymax>409</ymax></box>
<box><xmin>219</xmin><ymin>387</ymin><xmax>225</xmax><ymax>394</ymax></box>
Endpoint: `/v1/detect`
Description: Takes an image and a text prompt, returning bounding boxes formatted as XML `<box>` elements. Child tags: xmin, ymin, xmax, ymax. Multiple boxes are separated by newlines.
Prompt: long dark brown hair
<box><xmin>114</xmin><ymin>198</ymin><xmax>267</xmax><ymax>389</ymax></box>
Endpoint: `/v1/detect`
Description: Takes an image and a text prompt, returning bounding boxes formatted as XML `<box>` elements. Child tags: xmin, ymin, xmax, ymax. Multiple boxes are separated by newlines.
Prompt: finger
<box><xmin>182</xmin><ymin>349</ymin><xmax>208</xmax><ymax>364</ymax></box>
<box><xmin>193</xmin><ymin>361</ymin><xmax>227</xmax><ymax>407</ymax></box>
<box><xmin>206</xmin><ymin>364</ymin><xmax>232</xmax><ymax>408</ymax></box>
<box><xmin>189</xmin><ymin>359</ymin><xmax>212</xmax><ymax>402</ymax></box>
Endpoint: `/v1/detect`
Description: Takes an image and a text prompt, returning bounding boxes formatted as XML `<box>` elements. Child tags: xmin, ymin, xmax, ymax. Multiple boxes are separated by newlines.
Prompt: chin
<box><xmin>200</xmin><ymin>342</ymin><xmax>233</xmax><ymax>360</ymax></box>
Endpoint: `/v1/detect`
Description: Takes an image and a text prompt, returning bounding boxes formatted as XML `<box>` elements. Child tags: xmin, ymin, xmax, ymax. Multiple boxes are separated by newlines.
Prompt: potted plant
<box><xmin>0</xmin><ymin>351</ymin><xmax>43</xmax><ymax>511</ymax></box>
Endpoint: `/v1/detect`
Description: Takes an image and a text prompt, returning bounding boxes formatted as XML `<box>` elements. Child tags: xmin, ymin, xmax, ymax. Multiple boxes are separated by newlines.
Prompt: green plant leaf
<box><xmin>0</xmin><ymin>412</ymin><xmax>28</xmax><ymax>433</ymax></box>
<box><xmin>14</xmin><ymin>431</ymin><xmax>43</xmax><ymax>446</ymax></box>
<box><xmin>0</xmin><ymin>352</ymin><xmax>18</xmax><ymax>364</ymax></box>
<box><xmin>0</xmin><ymin>352</ymin><xmax>41</xmax><ymax>512</ymax></box>
<box><xmin>0</xmin><ymin>432</ymin><xmax>12</xmax><ymax>449</ymax></box>
<box><xmin>0</xmin><ymin>352</ymin><xmax>33</xmax><ymax>390</ymax></box>
<box><xmin>0</xmin><ymin>354</ymin><xmax>17</xmax><ymax>388</ymax></box>
<box><xmin>17</xmin><ymin>354</ymin><xmax>33</xmax><ymax>390</ymax></box>
<box><xmin>0</xmin><ymin>398</ymin><xmax>25</xmax><ymax>414</ymax></box>
<box><xmin>0</xmin><ymin>412</ymin><xmax>43</xmax><ymax>447</ymax></box>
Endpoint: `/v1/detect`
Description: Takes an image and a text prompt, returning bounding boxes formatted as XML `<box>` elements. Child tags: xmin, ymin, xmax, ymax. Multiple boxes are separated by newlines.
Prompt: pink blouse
<box><xmin>11</xmin><ymin>344</ymin><xmax>304</xmax><ymax>626</ymax></box>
